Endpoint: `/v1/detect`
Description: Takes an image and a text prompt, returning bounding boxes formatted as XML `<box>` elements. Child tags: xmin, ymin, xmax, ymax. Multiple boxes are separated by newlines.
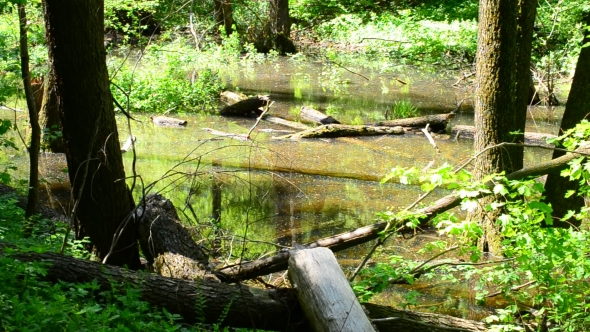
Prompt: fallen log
<box><xmin>372</xmin><ymin>113</ymin><xmax>454</xmax><ymax>131</ymax></box>
<box><xmin>300</xmin><ymin>106</ymin><xmax>340</xmax><ymax>125</ymax></box>
<box><xmin>121</xmin><ymin>135</ymin><xmax>136</xmax><ymax>153</ymax></box>
<box><xmin>1</xmin><ymin>245</ymin><xmax>489</xmax><ymax>332</ymax></box>
<box><xmin>263</xmin><ymin>115</ymin><xmax>311</xmax><ymax>131</ymax></box>
<box><xmin>451</xmin><ymin>125</ymin><xmax>556</xmax><ymax>146</ymax></box>
<box><xmin>280</xmin><ymin>124</ymin><xmax>405</xmax><ymax>139</ymax></box>
<box><xmin>151</xmin><ymin>115</ymin><xmax>187</xmax><ymax>127</ymax></box>
<box><xmin>203</xmin><ymin>128</ymin><xmax>249</xmax><ymax>141</ymax></box>
<box><xmin>289</xmin><ymin>247</ymin><xmax>375</xmax><ymax>332</ymax></box>
<box><xmin>219</xmin><ymin>96</ymin><xmax>269</xmax><ymax>117</ymax></box>
<box><xmin>216</xmin><ymin>144</ymin><xmax>590</xmax><ymax>281</ymax></box>
<box><xmin>220</xmin><ymin>90</ymin><xmax>247</xmax><ymax>105</ymax></box>
<box><xmin>137</xmin><ymin>193</ymin><xmax>212</xmax><ymax>279</ymax></box>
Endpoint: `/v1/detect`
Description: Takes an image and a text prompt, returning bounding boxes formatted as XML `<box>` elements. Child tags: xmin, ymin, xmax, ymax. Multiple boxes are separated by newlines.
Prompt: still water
<box><xmin>8</xmin><ymin>57</ymin><xmax>566</xmax><ymax>320</ymax></box>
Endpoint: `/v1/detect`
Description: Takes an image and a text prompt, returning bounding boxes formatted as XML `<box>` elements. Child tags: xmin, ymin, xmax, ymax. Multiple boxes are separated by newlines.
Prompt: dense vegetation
<box><xmin>0</xmin><ymin>0</ymin><xmax>589</xmax><ymax>331</ymax></box>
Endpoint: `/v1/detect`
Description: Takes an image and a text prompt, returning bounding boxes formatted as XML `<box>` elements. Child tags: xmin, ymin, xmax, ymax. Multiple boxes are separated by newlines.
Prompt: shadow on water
<box><xmin>2</xmin><ymin>57</ymin><xmax>566</xmax><ymax>321</ymax></box>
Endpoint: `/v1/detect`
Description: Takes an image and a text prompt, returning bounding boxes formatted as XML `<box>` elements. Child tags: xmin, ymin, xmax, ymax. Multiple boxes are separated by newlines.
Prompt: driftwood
<box><xmin>300</xmin><ymin>106</ymin><xmax>340</xmax><ymax>125</ymax></box>
<box><xmin>280</xmin><ymin>124</ymin><xmax>405</xmax><ymax>139</ymax></box>
<box><xmin>136</xmin><ymin>193</ymin><xmax>212</xmax><ymax>279</ymax></box>
<box><xmin>216</xmin><ymin>144</ymin><xmax>590</xmax><ymax>281</ymax></box>
<box><xmin>220</xmin><ymin>90</ymin><xmax>247</xmax><ymax>105</ymax></box>
<box><xmin>1</xmin><ymin>245</ymin><xmax>489</xmax><ymax>332</ymax></box>
<box><xmin>452</xmin><ymin>125</ymin><xmax>556</xmax><ymax>145</ymax></box>
<box><xmin>219</xmin><ymin>96</ymin><xmax>269</xmax><ymax>116</ymax></box>
<box><xmin>121</xmin><ymin>135</ymin><xmax>136</xmax><ymax>153</ymax></box>
<box><xmin>151</xmin><ymin>115</ymin><xmax>187</xmax><ymax>127</ymax></box>
<box><xmin>289</xmin><ymin>247</ymin><xmax>376</xmax><ymax>332</ymax></box>
<box><xmin>203</xmin><ymin>128</ymin><xmax>249</xmax><ymax>141</ymax></box>
<box><xmin>373</xmin><ymin>113</ymin><xmax>454</xmax><ymax>131</ymax></box>
<box><xmin>263</xmin><ymin>115</ymin><xmax>311</xmax><ymax>130</ymax></box>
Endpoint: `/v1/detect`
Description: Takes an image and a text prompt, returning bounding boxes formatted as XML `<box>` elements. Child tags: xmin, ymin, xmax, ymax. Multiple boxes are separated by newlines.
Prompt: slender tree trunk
<box><xmin>39</xmin><ymin>69</ymin><xmax>64</xmax><ymax>153</ymax></box>
<box><xmin>543</xmin><ymin>14</ymin><xmax>590</xmax><ymax>228</ymax></box>
<box><xmin>514</xmin><ymin>0</ymin><xmax>538</xmax><ymax>157</ymax></box>
<box><xmin>213</xmin><ymin>0</ymin><xmax>234</xmax><ymax>36</ymax></box>
<box><xmin>472</xmin><ymin>0</ymin><xmax>520</xmax><ymax>255</ymax></box>
<box><xmin>43</xmin><ymin>0</ymin><xmax>140</xmax><ymax>268</ymax></box>
<box><xmin>18</xmin><ymin>4</ymin><xmax>40</xmax><ymax>230</ymax></box>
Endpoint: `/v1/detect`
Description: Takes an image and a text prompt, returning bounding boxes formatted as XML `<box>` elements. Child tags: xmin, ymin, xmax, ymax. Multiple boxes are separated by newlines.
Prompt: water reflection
<box><xmin>0</xmin><ymin>57</ymin><xmax>565</xmax><ymax>321</ymax></box>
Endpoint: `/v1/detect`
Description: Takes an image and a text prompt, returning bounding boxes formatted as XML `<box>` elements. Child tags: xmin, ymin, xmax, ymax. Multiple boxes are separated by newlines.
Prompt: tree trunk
<box><xmin>18</xmin><ymin>4</ymin><xmax>40</xmax><ymax>232</ymax></box>
<box><xmin>269</xmin><ymin>0</ymin><xmax>295</xmax><ymax>54</ymax></box>
<box><xmin>472</xmin><ymin>0</ymin><xmax>520</xmax><ymax>255</ymax></box>
<box><xmin>543</xmin><ymin>13</ymin><xmax>590</xmax><ymax>228</ymax></box>
<box><xmin>2</xmin><ymin>245</ymin><xmax>488</xmax><ymax>332</ymax></box>
<box><xmin>38</xmin><ymin>69</ymin><xmax>64</xmax><ymax>153</ymax></box>
<box><xmin>213</xmin><ymin>0</ymin><xmax>235</xmax><ymax>36</ymax></box>
<box><xmin>289</xmin><ymin>247</ymin><xmax>376</xmax><ymax>332</ymax></box>
<box><xmin>43</xmin><ymin>0</ymin><xmax>140</xmax><ymax>268</ymax></box>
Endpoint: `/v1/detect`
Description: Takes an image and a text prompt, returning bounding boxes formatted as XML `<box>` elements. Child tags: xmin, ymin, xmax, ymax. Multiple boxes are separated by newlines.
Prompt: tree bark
<box><xmin>43</xmin><ymin>0</ymin><xmax>140</xmax><ymax>268</ymax></box>
<box><xmin>472</xmin><ymin>0</ymin><xmax>520</xmax><ymax>255</ymax></box>
<box><xmin>1</xmin><ymin>245</ymin><xmax>488</xmax><ymax>332</ymax></box>
<box><xmin>38</xmin><ymin>69</ymin><xmax>64</xmax><ymax>153</ymax></box>
<box><xmin>542</xmin><ymin>14</ymin><xmax>590</xmax><ymax>228</ymax></box>
<box><xmin>216</xmin><ymin>144</ymin><xmax>590</xmax><ymax>281</ymax></box>
<box><xmin>18</xmin><ymin>4</ymin><xmax>40</xmax><ymax>226</ymax></box>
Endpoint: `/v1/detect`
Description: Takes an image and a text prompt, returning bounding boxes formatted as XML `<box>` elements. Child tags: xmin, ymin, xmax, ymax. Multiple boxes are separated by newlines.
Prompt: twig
<box><xmin>246</xmin><ymin>101</ymin><xmax>274</xmax><ymax>138</ymax></box>
<box><xmin>324</xmin><ymin>56</ymin><xmax>370</xmax><ymax>81</ymax></box>
<box><xmin>421</xmin><ymin>123</ymin><xmax>440</xmax><ymax>153</ymax></box>
<box><xmin>360</xmin><ymin>37</ymin><xmax>411</xmax><ymax>44</ymax></box>
<box><xmin>452</xmin><ymin>72</ymin><xmax>475</xmax><ymax>86</ymax></box>
<box><xmin>486</xmin><ymin>280</ymin><xmax>536</xmax><ymax>298</ymax></box>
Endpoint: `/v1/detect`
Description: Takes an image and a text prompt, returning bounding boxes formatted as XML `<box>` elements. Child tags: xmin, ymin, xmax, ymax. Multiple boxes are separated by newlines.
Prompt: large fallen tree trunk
<box><xmin>280</xmin><ymin>124</ymin><xmax>405</xmax><ymax>139</ymax></box>
<box><xmin>137</xmin><ymin>193</ymin><xmax>213</xmax><ymax>279</ymax></box>
<box><xmin>1</xmin><ymin>245</ymin><xmax>488</xmax><ymax>332</ymax></box>
<box><xmin>372</xmin><ymin>113</ymin><xmax>454</xmax><ymax>131</ymax></box>
<box><xmin>452</xmin><ymin>125</ymin><xmax>556</xmax><ymax>145</ymax></box>
<box><xmin>263</xmin><ymin>115</ymin><xmax>311</xmax><ymax>130</ymax></box>
<box><xmin>216</xmin><ymin>144</ymin><xmax>590</xmax><ymax>281</ymax></box>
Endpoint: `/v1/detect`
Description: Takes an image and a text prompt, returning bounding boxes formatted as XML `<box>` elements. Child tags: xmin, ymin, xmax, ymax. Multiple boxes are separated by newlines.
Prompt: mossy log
<box><xmin>300</xmin><ymin>106</ymin><xmax>340</xmax><ymax>125</ymax></box>
<box><xmin>451</xmin><ymin>125</ymin><xmax>556</xmax><ymax>145</ymax></box>
<box><xmin>136</xmin><ymin>193</ymin><xmax>212</xmax><ymax>279</ymax></box>
<box><xmin>216</xmin><ymin>144</ymin><xmax>590</xmax><ymax>281</ymax></box>
<box><xmin>0</xmin><ymin>244</ymin><xmax>489</xmax><ymax>332</ymax></box>
<box><xmin>280</xmin><ymin>124</ymin><xmax>405</xmax><ymax>139</ymax></box>
<box><xmin>373</xmin><ymin>113</ymin><xmax>454</xmax><ymax>131</ymax></box>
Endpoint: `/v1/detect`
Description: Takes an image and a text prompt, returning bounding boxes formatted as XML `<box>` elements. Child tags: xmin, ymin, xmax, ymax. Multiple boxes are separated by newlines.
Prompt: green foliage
<box><xmin>390</xmin><ymin>99</ymin><xmax>419</xmax><ymax>119</ymax></box>
<box><xmin>356</xmin><ymin>122</ymin><xmax>590</xmax><ymax>331</ymax></box>
<box><xmin>110</xmin><ymin>41</ymin><xmax>225</xmax><ymax>114</ymax></box>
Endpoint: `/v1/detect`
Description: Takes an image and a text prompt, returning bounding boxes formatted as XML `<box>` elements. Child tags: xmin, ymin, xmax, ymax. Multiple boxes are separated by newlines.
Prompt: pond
<box><xmin>5</xmin><ymin>56</ymin><xmax>567</xmax><ymax>321</ymax></box>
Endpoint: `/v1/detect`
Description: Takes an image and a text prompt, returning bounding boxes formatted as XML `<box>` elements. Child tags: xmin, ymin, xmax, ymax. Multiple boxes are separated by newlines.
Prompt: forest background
<box><xmin>0</xmin><ymin>0</ymin><xmax>589</xmax><ymax>331</ymax></box>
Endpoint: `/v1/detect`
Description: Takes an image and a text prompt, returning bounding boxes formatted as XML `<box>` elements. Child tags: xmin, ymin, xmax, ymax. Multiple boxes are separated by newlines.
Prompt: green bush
<box><xmin>110</xmin><ymin>42</ymin><xmax>225</xmax><ymax>114</ymax></box>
